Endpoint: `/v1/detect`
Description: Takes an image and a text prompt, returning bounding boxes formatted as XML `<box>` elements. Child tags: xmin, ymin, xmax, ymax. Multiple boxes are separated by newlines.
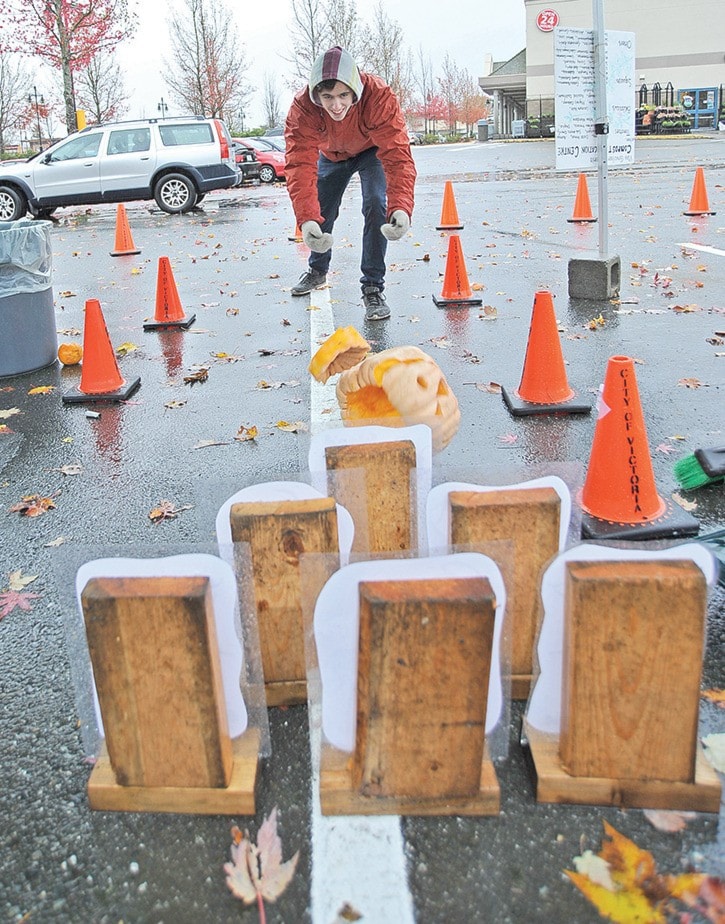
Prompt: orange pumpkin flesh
<box><xmin>344</xmin><ymin>384</ymin><xmax>398</xmax><ymax>419</ymax></box>
<box><xmin>58</xmin><ymin>342</ymin><xmax>83</xmax><ymax>365</ymax></box>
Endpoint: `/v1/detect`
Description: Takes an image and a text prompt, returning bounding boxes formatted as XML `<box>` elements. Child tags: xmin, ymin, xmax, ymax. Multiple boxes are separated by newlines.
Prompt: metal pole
<box><xmin>593</xmin><ymin>0</ymin><xmax>608</xmax><ymax>258</ymax></box>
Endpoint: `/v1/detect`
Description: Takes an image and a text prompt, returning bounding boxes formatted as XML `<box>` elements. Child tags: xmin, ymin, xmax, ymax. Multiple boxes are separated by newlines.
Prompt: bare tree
<box><xmin>262</xmin><ymin>72</ymin><xmax>283</xmax><ymax>130</ymax></box>
<box><xmin>325</xmin><ymin>0</ymin><xmax>363</xmax><ymax>60</ymax></box>
<box><xmin>164</xmin><ymin>0</ymin><xmax>251</xmax><ymax>122</ymax></box>
<box><xmin>75</xmin><ymin>54</ymin><xmax>127</xmax><ymax>124</ymax></box>
<box><xmin>360</xmin><ymin>4</ymin><xmax>413</xmax><ymax>109</ymax></box>
<box><xmin>285</xmin><ymin>0</ymin><xmax>329</xmax><ymax>85</ymax></box>
<box><xmin>437</xmin><ymin>54</ymin><xmax>460</xmax><ymax>131</ymax></box>
<box><xmin>0</xmin><ymin>52</ymin><xmax>31</xmax><ymax>152</ymax></box>
<box><xmin>414</xmin><ymin>45</ymin><xmax>435</xmax><ymax>134</ymax></box>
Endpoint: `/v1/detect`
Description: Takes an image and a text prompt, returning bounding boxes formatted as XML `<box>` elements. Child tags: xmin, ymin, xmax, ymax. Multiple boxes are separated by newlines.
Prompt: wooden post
<box><xmin>320</xmin><ymin>576</ymin><xmax>500</xmax><ymax>815</ymax></box>
<box><xmin>324</xmin><ymin>440</ymin><xmax>417</xmax><ymax>553</ymax></box>
<box><xmin>229</xmin><ymin>497</ymin><xmax>339</xmax><ymax>706</ymax></box>
<box><xmin>82</xmin><ymin>575</ymin><xmax>259</xmax><ymax>814</ymax></box>
<box><xmin>526</xmin><ymin>559</ymin><xmax>722</xmax><ymax>812</ymax></box>
<box><xmin>448</xmin><ymin>486</ymin><xmax>560</xmax><ymax>698</ymax></box>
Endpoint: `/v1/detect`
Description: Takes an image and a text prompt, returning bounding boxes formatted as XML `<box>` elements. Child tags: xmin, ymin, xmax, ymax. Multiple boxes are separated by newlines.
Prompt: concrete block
<box><xmin>568</xmin><ymin>256</ymin><xmax>621</xmax><ymax>300</ymax></box>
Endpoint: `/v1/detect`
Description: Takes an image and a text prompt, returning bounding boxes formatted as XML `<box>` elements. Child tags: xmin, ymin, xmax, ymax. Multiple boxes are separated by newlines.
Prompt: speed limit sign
<box><xmin>536</xmin><ymin>9</ymin><xmax>559</xmax><ymax>31</ymax></box>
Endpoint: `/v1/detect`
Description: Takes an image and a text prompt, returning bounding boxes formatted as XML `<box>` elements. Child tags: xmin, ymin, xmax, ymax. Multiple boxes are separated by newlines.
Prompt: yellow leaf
<box><xmin>130</xmin><ymin>267</ymin><xmax>142</xmax><ymax>275</ymax></box>
<box><xmin>565</xmin><ymin>871</ymin><xmax>664</xmax><ymax>923</ymax></box>
<box><xmin>702</xmin><ymin>688</ymin><xmax>725</xmax><ymax>706</ymax></box>
<box><xmin>665</xmin><ymin>872</ymin><xmax>705</xmax><ymax>901</ymax></box>
<box><xmin>601</xmin><ymin>821</ymin><xmax>657</xmax><ymax>889</ymax></box>
<box><xmin>116</xmin><ymin>342</ymin><xmax>139</xmax><ymax>356</ymax></box>
<box><xmin>28</xmin><ymin>386</ymin><xmax>55</xmax><ymax>395</ymax></box>
<box><xmin>235</xmin><ymin>425</ymin><xmax>258</xmax><ymax>442</ymax></box>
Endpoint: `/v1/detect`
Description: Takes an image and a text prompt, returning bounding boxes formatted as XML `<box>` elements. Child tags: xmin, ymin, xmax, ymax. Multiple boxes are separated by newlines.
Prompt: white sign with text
<box><xmin>554</xmin><ymin>28</ymin><xmax>635</xmax><ymax>170</ymax></box>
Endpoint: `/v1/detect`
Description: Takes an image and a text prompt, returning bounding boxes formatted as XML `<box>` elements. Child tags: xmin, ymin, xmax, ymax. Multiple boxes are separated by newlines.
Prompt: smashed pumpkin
<box><xmin>58</xmin><ymin>342</ymin><xmax>83</xmax><ymax>366</ymax></box>
<box><xmin>309</xmin><ymin>326</ymin><xmax>370</xmax><ymax>383</ymax></box>
<box><xmin>337</xmin><ymin>345</ymin><xmax>460</xmax><ymax>450</ymax></box>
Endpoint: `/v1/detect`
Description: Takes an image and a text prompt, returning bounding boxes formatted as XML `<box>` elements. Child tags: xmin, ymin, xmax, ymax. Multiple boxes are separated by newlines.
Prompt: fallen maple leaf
<box><xmin>643</xmin><ymin>809</ymin><xmax>696</xmax><ymax>833</ymax></box>
<box><xmin>224</xmin><ymin>807</ymin><xmax>298</xmax><ymax>923</ymax></box>
<box><xmin>702</xmin><ymin>688</ymin><xmax>725</xmax><ymax>708</ymax></box>
<box><xmin>183</xmin><ymin>368</ymin><xmax>209</xmax><ymax>386</ymax></box>
<box><xmin>148</xmin><ymin>500</ymin><xmax>193</xmax><ymax>523</ymax></box>
<box><xmin>115</xmin><ymin>342</ymin><xmax>139</xmax><ymax>356</ymax></box>
<box><xmin>276</xmin><ymin>420</ymin><xmax>308</xmax><ymax>433</ymax></box>
<box><xmin>7</xmin><ymin>570</ymin><xmax>37</xmax><ymax>591</ymax></box>
<box><xmin>498</xmin><ymin>433</ymin><xmax>518</xmax><ymax>445</ymax></box>
<box><xmin>9</xmin><ymin>494</ymin><xmax>56</xmax><ymax>517</ymax></box>
<box><xmin>0</xmin><ymin>408</ymin><xmax>21</xmax><ymax>420</ymax></box>
<box><xmin>677</xmin><ymin>377</ymin><xmax>702</xmax><ymax>389</ymax></box>
<box><xmin>672</xmin><ymin>491</ymin><xmax>697</xmax><ymax>511</ymax></box>
<box><xmin>28</xmin><ymin>386</ymin><xmax>55</xmax><ymax>395</ymax></box>
<box><xmin>235</xmin><ymin>424</ymin><xmax>258</xmax><ymax>442</ymax></box>
<box><xmin>0</xmin><ymin>588</ymin><xmax>42</xmax><ymax>620</ymax></box>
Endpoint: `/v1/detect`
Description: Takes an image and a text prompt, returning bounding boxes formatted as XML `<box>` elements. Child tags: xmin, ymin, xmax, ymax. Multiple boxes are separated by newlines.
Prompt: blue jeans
<box><xmin>308</xmin><ymin>147</ymin><xmax>388</xmax><ymax>292</ymax></box>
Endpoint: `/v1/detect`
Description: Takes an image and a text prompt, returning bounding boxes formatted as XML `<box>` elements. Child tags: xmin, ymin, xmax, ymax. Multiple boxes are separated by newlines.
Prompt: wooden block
<box><xmin>325</xmin><ymin>440</ymin><xmax>416</xmax><ymax>553</ymax></box>
<box><xmin>353</xmin><ymin>577</ymin><xmax>495</xmax><ymax>801</ymax></box>
<box><xmin>449</xmin><ymin>487</ymin><xmax>560</xmax><ymax>698</ymax></box>
<box><xmin>560</xmin><ymin>560</ymin><xmax>706</xmax><ymax>783</ymax></box>
<box><xmin>229</xmin><ymin>497</ymin><xmax>339</xmax><ymax>705</ymax></box>
<box><xmin>320</xmin><ymin>741</ymin><xmax>500</xmax><ymax>816</ymax></box>
<box><xmin>525</xmin><ymin>721</ymin><xmax>721</xmax><ymax>813</ymax></box>
<box><xmin>82</xmin><ymin>575</ymin><xmax>232</xmax><ymax>789</ymax></box>
<box><xmin>87</xmin><ymin>729</ymin><xmax>260</xmax><ymax>815</ymax></box>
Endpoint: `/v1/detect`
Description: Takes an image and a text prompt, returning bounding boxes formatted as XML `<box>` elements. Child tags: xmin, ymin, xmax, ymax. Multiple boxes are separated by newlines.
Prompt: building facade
<box><xmin>481</xmin><ymin>0</ymin><xmax>725</xmax><ymax>136</ymax></box>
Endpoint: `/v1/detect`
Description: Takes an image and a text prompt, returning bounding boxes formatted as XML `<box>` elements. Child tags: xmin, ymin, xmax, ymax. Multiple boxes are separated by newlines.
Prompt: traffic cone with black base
<box><xmin>143</xmin><ymin>257</ymin><xmax>196</xmax><ymax>330</ymax></box>
<box><xmin>436</xmin><ymin>181</ymin><xmax>464</xmax><ymax>230</ymax></box>
<box><xmin>63</xmin><ymin>299</ymin><xmax>141</xmax><ymax>404</ymax></box>
<box><xmin>684</xmin><ymin>167</ymin><xmax>716</xmax><ymax>216</ymax></box>
<box><xmin>110</xmin><ymin>204</ymin><xmax>141</xmax><ymax>256</ymax></box>
<box><xmin>501</xmin><ymin>290</ymin><xmax>592</xmax><ymax>416</ymax></box>
<box><xmin>579</xmin><ymin>355</ymin><xmax>699</xmax><ymax>540</ymax></box>
<box><xmin>567</xmin><ymin>173</ymin><xmax>596</xmax><ymax>223</ymax></box>
<box><xmin>432</xmin><ymin>234</ymin><xmax>482</xmax><ymax>308</ymax></box>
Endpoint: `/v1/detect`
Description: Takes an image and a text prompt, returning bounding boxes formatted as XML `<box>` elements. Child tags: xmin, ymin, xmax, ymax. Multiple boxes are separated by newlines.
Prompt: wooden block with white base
<box><xmin>229</xmin><ymin>497</ymin><xmax>339</xmax><ymax>706</ymax></box>
<box><xmin>324</xmin><ymin>440</ymin><xmax>416</xmax><ymax>553</ymax></box>
<box><xmin>525</xmin><ymin>559</ymin><xmax>721</xmax><ymax>812</ymax></box>
<box><xmin>319</xmin><ymin>576</ymin><xmax>500</xmax><ymax>816</ymax></box>
<box><xmin>82</xmin><ymin>575</ymin><xmax>259</xmax><ymax>814</ymax></box>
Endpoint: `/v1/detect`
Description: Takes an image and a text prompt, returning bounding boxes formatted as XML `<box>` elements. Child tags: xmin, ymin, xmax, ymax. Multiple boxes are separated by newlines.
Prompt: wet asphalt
<box><xmin>0</xmin><ymin>135</ymin><xmax>724</xmax><ymax>923</ymax></box>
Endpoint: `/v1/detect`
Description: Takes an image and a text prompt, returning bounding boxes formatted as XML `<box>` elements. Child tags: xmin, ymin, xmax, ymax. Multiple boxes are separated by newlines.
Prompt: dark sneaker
<box><xmin>291</xmin><ymin>270</ymin><xmax>327</xmax><ymax>296</ymax></box>
<box><xmin>362</xmin><ymin>286</ymin><xmax>390</xmax><ymax>321</ymax></box>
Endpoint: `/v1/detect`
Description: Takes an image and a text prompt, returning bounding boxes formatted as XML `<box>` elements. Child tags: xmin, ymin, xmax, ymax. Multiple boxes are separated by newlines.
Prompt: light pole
<box><xmin>29</xmin><ymin>86</ymin><xmax>44</xmax><ymax>151</ymax></box>
<box><xmin>158</xmin><ymin>98</ymin><xmax>168</xmax><ymax>119</ymax></box>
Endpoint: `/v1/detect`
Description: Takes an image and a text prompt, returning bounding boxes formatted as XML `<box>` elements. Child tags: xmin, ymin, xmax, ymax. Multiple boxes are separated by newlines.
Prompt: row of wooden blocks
<box><xmin>79</xmin><ymin>436</ymin><xmax>721</xmax><ymax>816</ymax></box>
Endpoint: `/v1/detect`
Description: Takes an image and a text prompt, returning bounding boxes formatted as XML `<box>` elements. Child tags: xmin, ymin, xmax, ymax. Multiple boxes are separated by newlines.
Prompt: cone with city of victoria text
<box><xmin>567</xmin><ymin>173</ymin><xmax>596</xmax><ymax>223</ymax></box>
<box><xmin>63</xmin><ymin>299</ymin><xmax>141</xmax><ymax>404</ymax></box>
<box><xmin>432</xmin><ymin>235</ymin><xmax>482</xmax><ymax>308</ymax></box>
<box><xmin>684</xmin><ymin>166</ymin><xmax>716</xmax><ymax>216</ymax></box>
<box><xmin>436</xmin><ymin>181</ymin><xmax>464</xmax><ymax>230</ymax></box>
<box><xmin>501</xmin><ymin>290</ymin><xmax>591</xmax><ymax>416</ymax></box>
<box><xmin>109</xmin><ymin>204</ymin><xmax>141</xmax><ymax>256</ymax></box>
<box><xmin>143</xmin><ymin>257</ymin><xmax>196</xmax><ymax>330</ymax></box>
<box><xmin>579</xmin><ymin>355</ymin><xmax>698</xmax><ymax>540</ymax></box>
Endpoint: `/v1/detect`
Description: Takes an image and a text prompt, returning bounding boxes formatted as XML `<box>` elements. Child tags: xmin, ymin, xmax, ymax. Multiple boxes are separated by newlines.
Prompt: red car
<box><xmin>238</xmin><ymin>136</ymin><xmax>286</xmax><ymax>183</ymax></box>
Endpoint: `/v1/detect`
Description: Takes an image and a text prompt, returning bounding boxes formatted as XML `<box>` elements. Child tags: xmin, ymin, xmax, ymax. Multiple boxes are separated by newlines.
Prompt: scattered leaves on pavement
<box><xmin>9</xmin><ymin>494</ymin><xmax>56</xmax><ymax>517</ymax></box>
<box><xmin>0</xmin><ymin>570</ymin><xmax>41</xmax><ymax>620</ymax></box>
<box><xmin>224</xmin><ymin>807</ymin><xmax>298</xmax><ymax>921</ymax></box>
<box><xmin>276</xmin><ymin>420</ymin><xmax>308</xmax><ymax>433</ymax></box>
<box><xmin>702</xmin><ymin>688</ymin><xmax>725</xmax><ymax>708</ymax></box>
<box><xmin>28</xmin><ymin>386</ymin><xmax>56</xmax><ymax>395</ymax></box>
<box><xmin>148</xmin><ymin>500</ymin><xmax>193</xmax><ymax>523</ymax></box>
<box><xmin>678</xmin><ymin>377</ymin><xmax>703</xmax><ymax>389</ymax></box>
<box><xmin>567</xmin><ymin>821</ymin><xmax>724</xmax><ymax>923</ymax></box>
<box><xmin>184</xmin><ymin>367</ymin><xmax>209</xmax><ymax>386</ymax></box>
<box><xmin>0</xmin><ymin>408</ymin><xmax>21</xmax><ymax>420</ymax></box>
<box><xmin>235</xmin><ymin>425</ymin><xmax>258</xmax><ymax>442</ymax></box>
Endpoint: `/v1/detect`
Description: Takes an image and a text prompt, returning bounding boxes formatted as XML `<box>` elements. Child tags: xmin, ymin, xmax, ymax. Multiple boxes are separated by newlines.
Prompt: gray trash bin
<box><xmin>0</xmin><ymin>219</ymin><xmax>55</xmax><ymax>377</ymax></box>
<box><xmin>512</xmin><ymin>119</ymin><xmax>526</xmax><ymax>139</ymax></box>
<box><xmin>477</xmin><ymin>120</ymin><xmax>489</xmax><ymax>142</ymax></box>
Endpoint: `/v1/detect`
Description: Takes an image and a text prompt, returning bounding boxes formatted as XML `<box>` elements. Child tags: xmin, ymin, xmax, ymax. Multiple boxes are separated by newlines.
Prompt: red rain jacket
<box><xmin>284</xmin><ymin>73</ymin><xmax>416</xmax><ymax>227</ymax></box>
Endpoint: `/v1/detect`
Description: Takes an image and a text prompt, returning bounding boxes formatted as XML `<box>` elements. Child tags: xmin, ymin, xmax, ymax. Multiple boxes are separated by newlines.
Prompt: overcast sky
<box><xmin>116</xmin><ymin>0</ymin><xmax>526</xmax><ymax>126</ymax></box>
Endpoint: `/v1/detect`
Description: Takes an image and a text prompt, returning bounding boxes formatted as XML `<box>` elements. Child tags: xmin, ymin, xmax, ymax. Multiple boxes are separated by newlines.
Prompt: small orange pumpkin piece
<box><xmin>58</xmin><ymin>342</ymin><xmax>83</xmax><ymax>366</ymax></box>
<box><xmin>309</xmin><ymin>326</ymin><xmax>370</xmax><ymax>383</ymax></box>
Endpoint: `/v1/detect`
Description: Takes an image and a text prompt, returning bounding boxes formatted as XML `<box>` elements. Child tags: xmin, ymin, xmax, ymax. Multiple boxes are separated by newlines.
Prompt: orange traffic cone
<box><xmin>684</xmin><ymin>166</ymin><xmax>716</xmax><ymax>216</ymax></box>
<box><xmin>567</xmin><ymin>173</ymin><xmax>596</xmax><ymax>223</ymax></box>
<box><xmin>288</xmin><ymin>223</ymin><xmax>303</xmax><ymax>242</ymax></box>
<box><xmin>436</xmin><ymin>181</ymin><xmax>464</xmax><ymax>230</ymax></box>
<box><xmin>143</xmin><ymin>257</ymin><xmax>196</xmax><ymax>330</ymax></box>
<box><xmin>62</xmin><ymin>299</ymin><xmax>141</xmax><ymax>404</ymax></box>
<box><xmin>501</xmin><ymin>291</ymin><xmax>592</xmax><ymax>416</ymax></box>
<box><xmin>109</xmin><ymin>204</ymin><xmax>141</xmax><ymax>256</ymax></box>
<box><xmin>432</xmin><ymin>234</ymin><xmax>482</xmax><ymax>308</ymax></box>
<box><xmin>579</xmin><ymin>355</ymin><xmax>698</xmax><ymax>540</ymax></box>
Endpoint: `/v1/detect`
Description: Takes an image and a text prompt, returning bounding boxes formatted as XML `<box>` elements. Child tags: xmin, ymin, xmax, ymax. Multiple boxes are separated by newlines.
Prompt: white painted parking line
<box><xmin>677</xmin><ymin>242</ymin><xmax>725</xmax><ymax>257</ymax></box>
<box><xmin>309</xmin><ymin>704</ymin><xmax>416</xmax><ymax>924</ymax></box>
<box><xmin>308</xmin><ymin>295</ymin><xmax>415</xmax><ymax>924</ymax></box>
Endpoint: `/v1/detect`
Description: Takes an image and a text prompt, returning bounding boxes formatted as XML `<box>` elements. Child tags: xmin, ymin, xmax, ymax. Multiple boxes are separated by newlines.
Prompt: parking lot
<box><xmin>1</xmin><ymin>135</ymin><xmax>724</xmax><ymax>923</ymax></box>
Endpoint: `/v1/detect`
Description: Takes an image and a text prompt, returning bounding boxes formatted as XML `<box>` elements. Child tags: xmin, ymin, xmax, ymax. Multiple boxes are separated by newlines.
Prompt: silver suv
<box><xmin>0</xmin><ymin>117</ymin><xmax>241</xmax><ymax>221</ymax></box>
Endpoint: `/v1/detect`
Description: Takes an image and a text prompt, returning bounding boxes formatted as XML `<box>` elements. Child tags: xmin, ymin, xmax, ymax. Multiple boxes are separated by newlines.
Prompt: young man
<box><xmin>284</xmin><ymin>46</ymin><xmax>416</xmax><ymax>321</ymax></box>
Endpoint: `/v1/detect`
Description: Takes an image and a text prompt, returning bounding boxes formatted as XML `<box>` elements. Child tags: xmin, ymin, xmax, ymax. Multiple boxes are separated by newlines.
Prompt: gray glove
<box><xmin>380</xmin><ymin>210</ymin><xmax>410</xmax><ymax>241</ymax></box>
<box><xmin>301</xmin><ymin>220</ymin><xmax>333</xmax><ymax>253</ymax></box>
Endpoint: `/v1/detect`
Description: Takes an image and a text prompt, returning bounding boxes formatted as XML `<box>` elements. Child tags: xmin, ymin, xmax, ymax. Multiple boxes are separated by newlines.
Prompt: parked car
<box><xmin>235</xmin><ymin>137</ymin><xmax>285</xmax><ymax>183</ymax></box>
<box><xmin>407</xmin><ymin>130</ymin><xmax>423</xmax><ymax>145</ymax></box>
<box><xmin>0</xmin><ymin>117</ymin><xmax>242</xmax><ymax>221</ymax></box>
<box><xmin>232</xmin><ymin>140</ymin><xmax>262</xmax><ymax>184</ymax></box>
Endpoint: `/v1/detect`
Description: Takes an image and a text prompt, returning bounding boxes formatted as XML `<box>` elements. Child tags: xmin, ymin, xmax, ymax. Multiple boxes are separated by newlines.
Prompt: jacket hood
<box><xmin>308</xmin><ymin>46</ymin><xmax>363</xmax><ymax>106</ymax></box>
